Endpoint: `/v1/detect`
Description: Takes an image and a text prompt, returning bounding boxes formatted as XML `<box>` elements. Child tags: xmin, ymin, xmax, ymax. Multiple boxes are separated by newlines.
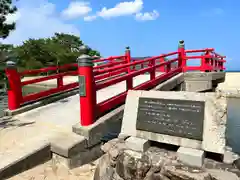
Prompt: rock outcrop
<box><xmin>94</xmin><ymin>137</ymin><xmax>240</xmax><ymax>180</ymax></box>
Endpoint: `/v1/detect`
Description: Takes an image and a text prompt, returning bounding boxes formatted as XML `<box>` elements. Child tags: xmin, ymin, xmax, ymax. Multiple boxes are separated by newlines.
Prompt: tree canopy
<box><xmin>0</xmin><ymin>0</ymin><xmax>17</xmax><ymax>83</ymax></box>
<box><xmin>0</xmin><ymin>0</ymin><xmax>17</xmax><ymax>39</ymax></box>
<box><xmin>13</xmin><ymin>33</ymin><xmax>101</xmax><ymax>70</ymax></box>
<box><xmin>0</xmin><ymin>33</ymin><xmax>101</xmax><ymax>82</ymax></box>
<box><xmin>1</xmin><ymin>33</ymin><xmax>101</xmax><ymax>71</ymax></box>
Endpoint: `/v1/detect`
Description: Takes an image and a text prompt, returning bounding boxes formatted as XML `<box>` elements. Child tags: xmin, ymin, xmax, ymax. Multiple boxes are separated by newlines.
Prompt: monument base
<box><xmin>177</xmin><ymin>147</ymin><xmax>205</xmax><ymax>168</ymax></box>
<box><xmin>94</xmin><ymin>136</ymin><xmax>240</xmax><ymax>180</ymax></box>
<box><xmin>121</xmin><ymin>90</ymin><xmax>227</xmax><ymax>155</ymax></box>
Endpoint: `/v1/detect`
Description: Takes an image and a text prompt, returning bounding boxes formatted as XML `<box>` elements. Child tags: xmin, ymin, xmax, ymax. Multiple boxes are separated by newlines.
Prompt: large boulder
<box><xmin>94</xmin><ymin>137</ymin><xmax>240</xmax><ymax>180</ymax></box>
<box><xmin>115</xmin><ymin>150</ymin><xmax>151</xmax><ymax>180</ymax></box>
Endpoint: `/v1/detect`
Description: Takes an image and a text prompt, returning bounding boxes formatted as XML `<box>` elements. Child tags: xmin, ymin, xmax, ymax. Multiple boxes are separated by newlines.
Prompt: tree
<box><xmin>0</xmin><ymin>33</ymin><xmax>101</xmax><ymax>76</ymax></box>
<box><xmin>10</xmin><ymin>33</ymin><xmax>101</xmax><ymax>71</ymax></box>
<box><xmin>0</xmin><ymin>43</ymin><xmax>14</xmax><ymax>63</ymax></box>
<box><xmin>0</xmin><ymin>0</ymin><xmax>18</xmax><ymax>82</ymax></box>
<box><xmin>52</xmin><ymin>33</ymin><xmax>100</xmax><ymax>59</ymax></box>
<box><xmin>0</xmin><ymin>0</ymin><xmax>18</xmax><ymax>39</ymax></box>
<box><xmin>88</xmin><ymin>49</ymin><xmax>100</xmax><ymax>57</ymax></box>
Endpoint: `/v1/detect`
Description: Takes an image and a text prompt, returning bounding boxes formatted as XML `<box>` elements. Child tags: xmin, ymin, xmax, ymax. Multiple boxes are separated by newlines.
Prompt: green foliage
<box><xmin>0</xmin><ymin>33</ymin><xmax>101</xmax><ymax>80</ymax></box>
<box><xmin>0</xmin><ymin>0</ymin><xmax>18</xmax><ymax>82</ymax></box>
<box><xmin>11</xmin><ymin>33</ymin><xmax>101</xmax><ymax>70</ymax></box>
<box><xmin>88</xmin><ymin>49</ymin><xmax>100</xmax><ymax>57</ymax></box>
<box><xmin>0</xmin><ymin>0</ymin><xmax>17</xmax><ymax>39</ymax></box>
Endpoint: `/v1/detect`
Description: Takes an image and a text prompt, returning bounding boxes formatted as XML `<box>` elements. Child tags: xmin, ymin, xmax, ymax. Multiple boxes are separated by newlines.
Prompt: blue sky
<box><xmin>2</xmin><ymin>0</ymin><xmax>240</xmax><ymax>70</ymax></box>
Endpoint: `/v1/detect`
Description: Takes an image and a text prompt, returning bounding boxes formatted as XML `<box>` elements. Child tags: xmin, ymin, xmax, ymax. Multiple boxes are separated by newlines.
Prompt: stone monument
<box><xmin>120</xmin><ymin>90</ymin><xmax>228</xmax><ymax>167</ymax></box>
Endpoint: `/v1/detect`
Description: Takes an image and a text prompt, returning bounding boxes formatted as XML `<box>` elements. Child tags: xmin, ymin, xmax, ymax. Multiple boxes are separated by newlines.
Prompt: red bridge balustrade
<box><xmin>5</xmin><ymin>48</ymin><xmax>128</xmax><ymax>110</ymax></box>
<box><xmin>5</xmin><ymin>41</ymin><xmax>226</xmax><ymax>126</ymax></box>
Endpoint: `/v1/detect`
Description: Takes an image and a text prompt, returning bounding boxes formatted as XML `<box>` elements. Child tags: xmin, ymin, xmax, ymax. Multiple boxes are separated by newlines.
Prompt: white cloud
<box><xmin>84</xmin><ymin>15</ymin><xmax>97</xmax><ymax>21</ymax></box>
<box><xmin>97</xmin><ymin>0</ymin><xmax>143</xmax><ymax>19</ymax></box>
<box><xmin>62</xmin><ymin>1</ymin><xmax>92</xmax><ymax>19</ymax></box>
<box><xmin>59</xmin><ymin>0</ymin><xmax>159</xmax><ymax>22</ymax></box>
<box><xmin>82</xmin><ymin>0</ymin><xmax>159</xmax><ymax>21</ymax></box>
<box><xmin>1</xmin><ymin>0</ymin><xmax>80</xmax><ymax>45</ymax></box>
<box><xmin>135</xmin><ymin>10</ymin><xmax>159</xmax><ymax>21</ymax></box>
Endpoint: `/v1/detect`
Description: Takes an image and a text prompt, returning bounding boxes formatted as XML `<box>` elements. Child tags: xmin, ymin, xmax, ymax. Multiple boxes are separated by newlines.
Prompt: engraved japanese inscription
<box><xmin>78</xmin><ymin>75</ymin><xmax>86</xmax><ymax>96</ymax></box>
<box><xmin>136</xmin><ymin>97</ymin><xmax>205</xmax><ymax>141</ymax></box>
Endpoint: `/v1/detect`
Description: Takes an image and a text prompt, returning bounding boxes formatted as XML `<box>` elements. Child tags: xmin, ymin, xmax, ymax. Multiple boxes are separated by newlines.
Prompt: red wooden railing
<box><xmin>5</xmin><ymin>54</ymin><xmax>128</xmax><ymax>110</ymax></box>
<box><xmin>5</xmin><ymin>41</ymin><xmax>226</xmax><ymax>126</ymax></box>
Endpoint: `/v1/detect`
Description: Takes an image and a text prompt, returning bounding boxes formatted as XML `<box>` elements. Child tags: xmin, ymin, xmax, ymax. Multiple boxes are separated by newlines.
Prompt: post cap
<box><xmin>125</xmin><ymin>46</ymin><xmax>130</xmax><ymax>50</ymax></box>
<box><xmin>178</xmin><ymin>40</ymin><xmax>185</xmax><ymax>48</ymax></box>
<box><xmin>77</xmin><ymin>54</ymin><xmax>93</xmax><ymax>67</ymax></box>
<box><xmin>79</xmin><ymin>45</ymin><xmax>89</xmax><ymax>54</ymax></box>
<box><xmin>6</xmin><ymin>60</ymin><xmax>16</xmax><ymax>67</ymax></box>
<box><xmin>179</xmin><ymin>40</ymin><xmax>184</xmax><ymax>44</ymax></box>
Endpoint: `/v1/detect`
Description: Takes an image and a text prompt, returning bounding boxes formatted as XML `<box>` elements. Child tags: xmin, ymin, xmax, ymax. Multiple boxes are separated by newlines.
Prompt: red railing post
<box><xmin>150</xmin><ymin>58</ymin><xmax>156</xmax><ymax>80</ymax></box>
<box><xmin>210</xmin><ymin>58</ymin><xmax>214</xmax><ymax>66</ymax></box>
<box><xmin>125</xmin><ymin>47</ymin><xmax>133</xmax><ymax>90</ymax></box>
<box><xmin>178</xmin><ymin>40</ymin><xmax>186</xmax><ymax>72</ymax></box>
<box><xmin>57</xmin><ymin>76</ymin><xmax>63</xmax><ymax>87</ymax></box>
<box><xmin>56</xmin><ymin>63</ymin><xmax>63</xmax><ymax>88</ymax></box>
<box><xmin>5</xmin><ymin>61</ymin><xmax>22</xmax><ymax>110</ymax></box>
<box><xmin>219</xmin><ymin>58</ymin><xmax>224</xmax><ymax>71</ymax></box>
<box><xmin>125</xmin><ymin>46</ymin><xmax>131</xmax><ymax>72</ymax></box>
<box><xmin>200</xmin><ymin>51</ymin><xmax>210</xmax><ymax>72</ymax></box>
<box><xmin>204</xmin><ymin>51</ymin><xmax>211</xmax><ymax>72</ymax></box>
<box><xmin>214</xmin><ymin>55</ymin><xmax>219</xmax><ymax>71</ymax></box>
<box><xmin>56</xmin><ymin>62</ymin><xmax>63</xmax><ymax>88</ymax></box>
<box><xmin>77</xmin><ymin>47</ymin><xmax>96</xmax><ymax>126</ymax></box>
<box><xmin>166</xmin><ymin>63</ymin><xmax>171</xmax><ymax>73</ymax></box>
<box><xmin>211</xmin><ymin>55</ymin><xmax>215</xmax><ymax>71</ymax></box>
<box><xmin>132</xmin><ymin>59</ymin><xmax>136</xmax><ymax>71</ymax></box>
<box><xmin>57</xmin><ymin>67</ymin><xmax>63</xmax><ymax>87</ymax></box>
<box><xmin>200</xmin><ymin>53</ymin><xmax>206</xmax><ymax>72</ymax></box>
<box><xmin>159</xmin><ymin>56</ymin><xmax>165</xmax><ymax>72</ymax></box>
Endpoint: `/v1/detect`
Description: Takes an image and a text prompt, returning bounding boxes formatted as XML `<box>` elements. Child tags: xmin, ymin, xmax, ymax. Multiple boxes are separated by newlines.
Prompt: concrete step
<box><xmin>50</xmin><ymin>132</ymin><xmax>103</xmax><ymax>169</ymax></box>
<box><xmin>0</xmin><ymin>132</ymin><xmax>91</xmax><ymax>179</ymax></box>
<box><xmin>50</xmin><ymin>132</ymin><xmax>87</xmax><ymax>158</ymax></box>
<box><xmin>52</xmin><ymin>143</ymin><xmax>103</xmax><ymax>169</ymax></box>
<box><xmin>0</xmin><ymin>135</ymin><xmax>51</xmax><ymax>179</ymax></box>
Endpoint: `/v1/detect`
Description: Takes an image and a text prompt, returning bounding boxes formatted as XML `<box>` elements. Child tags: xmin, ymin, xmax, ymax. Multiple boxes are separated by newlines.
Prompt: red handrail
<box><xmin>5</xmin><ymin>42</ymin><xmax>226</xmax><ymax>120</ymax></box>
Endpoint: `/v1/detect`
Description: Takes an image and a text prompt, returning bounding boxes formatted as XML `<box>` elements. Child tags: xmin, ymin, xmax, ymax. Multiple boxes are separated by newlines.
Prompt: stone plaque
<box><xmin>78</xmin><ymin>75</ymin><xmax>86</xmax><ymax>96</ymax></box>
<box><xmin>136</xmin><ymin>97</ymin><xmax>205</xmax><ymax>140</ymax></box>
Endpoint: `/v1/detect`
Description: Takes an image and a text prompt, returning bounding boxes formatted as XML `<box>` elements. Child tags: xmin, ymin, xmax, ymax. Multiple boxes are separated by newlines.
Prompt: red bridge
<box><xmin>5</xmin><ymin>40</ymin><xmax>226</xmax><ymax>126</ymax></box>
<box><xmin>0</xmin><ymin>40</ymin><xmax>227</xmax><ymax>179</ymax></box>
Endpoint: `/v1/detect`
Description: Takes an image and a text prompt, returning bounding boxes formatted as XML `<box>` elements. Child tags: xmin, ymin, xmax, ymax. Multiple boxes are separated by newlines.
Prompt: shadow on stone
<box><xmin>0</xmin><ymin>117</ymin><xmax>35</xmax><ymax>129</ymax></box>
<box><xmin>151</xmin><ymin>141</ymin><xmax>179</xmax><ymax>152</ymax></box>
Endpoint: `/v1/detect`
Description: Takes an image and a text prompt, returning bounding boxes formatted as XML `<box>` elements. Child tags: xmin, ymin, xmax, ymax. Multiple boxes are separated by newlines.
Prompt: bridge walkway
<box><xmin>0</xmin><ymin>73</ymin><xmax>163</xmax><ymax>171</ymax></box>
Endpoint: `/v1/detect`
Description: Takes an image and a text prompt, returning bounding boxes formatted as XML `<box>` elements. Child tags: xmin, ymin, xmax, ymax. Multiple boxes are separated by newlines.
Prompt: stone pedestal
<box><xmin>177</xmin><ymin>147</ymin><xmax>205</xmax><ymax>168</ymax></box>
<box><xmin>121</xmin><ymin>90</ymin><xmax>227</xmax><ymax>155</ymax></box>
<box><xmin>125</xmin><ymin>136</ymin><xmax>150</xmax><ymax>152</ymax></box>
